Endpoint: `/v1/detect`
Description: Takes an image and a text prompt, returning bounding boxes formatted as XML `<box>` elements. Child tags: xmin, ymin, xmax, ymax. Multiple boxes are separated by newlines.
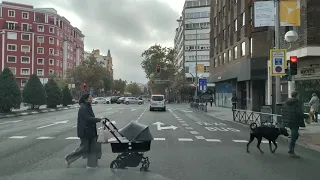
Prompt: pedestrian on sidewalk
<box><xmin>231</xmin><ymin>94</ymin><xmax>238</xmax><ymax>110</ymax></box>
<box><xmin>209</xmin><ymin>96</ymin><xmax>214</xmax><ymax>107</ymax></box>
<box><xmin>65</xmin><ymin>94</ymin><xmax>102</xmax><ymax>168</ymax></box>
<box><xmin>281</xmin><ymin>91</ymin><xmax>308</xmax><ymax>158</ymax></box>
<box><xmin>308</xmin><ymin>93</ymin><xmax>319</xmax><ymax>122</ymax></box>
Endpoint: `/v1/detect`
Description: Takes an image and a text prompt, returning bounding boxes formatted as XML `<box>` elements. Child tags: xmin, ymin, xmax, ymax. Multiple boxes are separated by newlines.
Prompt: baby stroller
<box><xmin>102</xmin><ymin>118</ymin><xmax>153</xmax><ymax>172</ymax></box>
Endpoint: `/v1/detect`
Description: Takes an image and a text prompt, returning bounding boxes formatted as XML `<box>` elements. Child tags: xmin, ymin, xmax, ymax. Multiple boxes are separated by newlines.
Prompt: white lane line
<box><xmin>154</xmin><ymin>138</ymin><xmax>166</xmax><ymax>141</ymax></box>
<box><xmin>136</xmin><ymin>107</ymin><xmax>148</xmax><ymax>121</ymax></box>
<box><xmin>37</xmin><ymin>136</ymin><xmax>55</xmax><ymax>140</ymax></box>
<box><xmin>31</xmin><ymin>112</ymin><xmax>39</xmax><ymax>114</ymax></box>
<box><xmin>178</xmin><ymin>138</ymin><xmax>193</xmax><ymax>142</ymax></box>
<box><xmin>131</xmin><ymin>109</ymin><xmax>136</xmax><ymax>111</ymax></box>
<box><xmin>175</xmin><ymin>117</ymin><xmax>180</xmax><ymax>119</ymax></box>
<box><xmin>179</xmin><ymin>121</ymin><xmax>185</xmax><ymax>123</ymax></box>
<box><xmin>36</xmin><ymin>123</ymin><xmax>56</xmax><ymax>129</ymax></box>
<box><xmin>0</xmin><ymin>120</ymin><xmax>23</xmax><ymax>125</ymax></box>
<box><xmin>190</xmin><ymin>131</ymin><xmax>199</xmax><ymax>135</ymax></box>
<box><xmin>72</xmin><ymin>125</ymin><xmax>77</xmax><ymax>128</ymax></box>
<box><xmin>195</xmin><ymin>136</ymin><xmax>205</xmax><ymax>140</ymax></box>
<box><xmin>177</xmin><ymin>118</ymin><xmax>183</xmax><ymax>120</ymax></box>
<box><xmin>185</xmin><ymin>127</ymin><xmax>193</xmax><ymax>130</ymax></box>
<box><xmin>66</xmin><ymin>137</ymin><xmax>80</xmax><ymax>140</ymax></box>
<box><xmin>206</xmin><ymin>139</ymin><xmax>221</xmax><ymax>142</ymax></box>
<box><xmin>20</xmin><ymin>112</ymin><xmax>28</xmax><ymax>115</ymax></box>
<box><xmin>233</xmin><ymin>140</ymin><xmax>248</xmax><ymax>143</ymax></box>
<box><xmin>107</xmin><ymin>108</ymin><xmax>112</xmax><ymax>110</ymax></box>
<box><xmin>9</xmin><ymin>136</ymin><xmax>27</xmax><ymax>139</ymax></box>
<box><xmin>182</xmin><ymin>124</ymin><xmax>189</xmax><ymax>126</ymax></box>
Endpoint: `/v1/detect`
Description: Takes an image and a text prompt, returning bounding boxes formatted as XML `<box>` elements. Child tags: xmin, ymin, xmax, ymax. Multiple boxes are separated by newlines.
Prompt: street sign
<box><xmin>198</xmin><ymin>78</ymin><xmax>207</xmax><ymax>91</ymax></box>
<box><xmin>270</xmin><ymin>49</ymin><xmax>287</xmax><ymax>76</ymax></box>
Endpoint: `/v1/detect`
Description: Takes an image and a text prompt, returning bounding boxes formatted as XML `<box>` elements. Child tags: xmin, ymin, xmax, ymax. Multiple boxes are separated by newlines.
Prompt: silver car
<box><xmin>124</xmin><ymin>97</ymin><xmax>143</xmax><ymax>105</ymax></box>
<box><xmin>93</xmin><ymin>97</ymin><xmax>107</xmax><ymax>104</ymax></box>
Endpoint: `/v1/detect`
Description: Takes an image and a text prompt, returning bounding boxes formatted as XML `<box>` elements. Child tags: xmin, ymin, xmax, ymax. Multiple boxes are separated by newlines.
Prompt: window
<box><xmin>37</xmin><ymin>25</ymin><xmax>44</xmax><ymax>32</ymax></box>
<box><xmin>56</xmin><ymin>60</ymin><xmax>59</xmax><ymax>66</ymax></box>
<box><xmin>242</xmin><ymin>12</ymin><xmax>245</xmax><ymax>26</ymax></box>
<box><xmin>49</xmin><ymin>27</ymin><xmax>54</xmax><ymax>33</ymax></box>
<box><xmin>21</xmin><ymin>34</ymin><xmax>30</xmax><ymax>41</ymax></box>
<box><xmin>185</xmin><ymin>11</ymin><xmax>210</xmax><ymax>19</ymax></box>
<box><xmin>204</xmin><ymin>66</ymin><xmax>209</xmax><ymax>73</ymax></box>
<box><xmin>228</xmin><ymin>50</ymin><xmax>232</xmax><ymax>61</ymax></box>
<box><xmin>214</xmin><ymin>58</ymin><xmax>218</xmax><ymax>67</ymax></box>
<box><xmin>21</xmin><ymin>79</ymin><xmax>28</xmax><ymax>87</ymax></box>
<box><xmin>37</xmin><ymin>47</ymin><xmax>44</xmax><ymax>54</ymax></box>
<box><xmin>234</xmin><ymin>46</ymin><xmax>238</xmax><ymax>59</ymax></box>
<box><xmin>49</xmin><ymin>69</ymin><xmax>54</xmax><ymax>75</ymax></box>
<box><xmin>8</xmin><ymin>10</ymin><xmax>15</xmax><ymax>17</ymax></box>
<box><xmin>57</xmin><ymin>40</ymin><xmax>59</xmax><ymax>46</ymax></box>
<box><xmin>185</xmin><ymin>66</ymin><xmax>189</xmax><ymax>73</ymax></box>
<box><xmin>241</xmin><ymin>42</ymin><xmax>246</xmax><ymax>56</ymax></box>
<box><xmin>21</xmin><ymin>45</ymin><xmax>30</xmax><ymax>53</ymax></box>
<box><xmin>37</xmin><ymin>58</ymin><xmax>44</xmax><ymax>65</ymax></box>
<box><xmin>49</xmin><ymin>48</ymin><xmax>54</xmax><ymax>55</ymax></box>
<box><xmin>8</xmin><ymin>67</ymin><xmax>16</xmax><ymax>75</ymax></box>
<box><xmin>21</xmin><ymin>68</ymin><xmax>30</xmax><ymax>75</ymax></box>
<box><xmin>7</xmin><ymin>32</ymin><xmax>17</xmax><ymax>40</ymax></box>
<box><xmin>37</xmin><ymin>69</ymin><xmax>44</xmax><ymax>76</ymax></box>
<box><xmin>49</xmin><ymin>37</ymin><xmax>54</xmax><ymax>44</ymax></box>
<box><xmin>22</xmin><ymin>23</ymin><xmax>29</xmax><ymax>31</ymax></box>
<box><xmin>234</xmin><ymin>19</ymin><xmax>237</xmax><ymax>31</ymax></box>
<box><xmin>21</xmin><ymin>56</ymin><xmax>30</xmax><ymax>64</ymax></box>
<box><xmin>37</xmin><ymin>36</ymin><xmax>44</xmax><ymax>43</ymax></box>
<box><xmin>7</xmin><ymin>44</ymin><xmax>17</xmax><ymax>51</ymax></box>
<box><xmin>22</xmin><ymin>12</ymin><xmax>29</xmax><ymax>19</ymax></box>
<box><xmin>6</xmin><ymin>22</ymin><xmax>17</xmax><ymax>30</ymax></box>
<box><xmin>49</xmin><ymin>59</ymin><xmax>54</xmax><ymax>65</ymax></box>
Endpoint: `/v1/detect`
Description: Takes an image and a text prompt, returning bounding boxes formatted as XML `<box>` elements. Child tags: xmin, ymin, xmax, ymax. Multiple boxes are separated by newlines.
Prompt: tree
<box><xmin>62</xmin><ymin>86</ymin><xmax>73</xmax><ymax>106</ymax></box>
<box><xmin>113</xmin><ymin>79</ymin><xmax>126</xmax><ymax>94</ymax></box>
<box><xmin>126</xmin><ymin>83</ymin><xmax>141</xmax><ymax>96</ymax></box>
<box><xmin>0</xmin><ymin>68</ymin><xmax>21</xmax><ymax>112</ymax></box>
<box><xmin>103</xmin><ymin>71</ymin><xmax>113</xmax><ymax>94</ymax></box>
<box><xmin>22</xmin><ymin>74</ymin><xmax>46</xmax><ymax>109</ymax></box>
<box><xmin>44</xmin><ymin>79</ymin><xmax>62</xmax><ymax>108</ymax></box>
<box><xmin>67</xmin><ymin>55</ymin><xmax>108</xmax><ymax>93</ymax></box>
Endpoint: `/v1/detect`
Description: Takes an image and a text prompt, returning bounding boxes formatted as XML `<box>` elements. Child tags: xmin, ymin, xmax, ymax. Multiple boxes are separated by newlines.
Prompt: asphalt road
<box><xmin>0</xmin><ymin>103</ymin><xmax>320</xmax><ymax>180</ymax></box>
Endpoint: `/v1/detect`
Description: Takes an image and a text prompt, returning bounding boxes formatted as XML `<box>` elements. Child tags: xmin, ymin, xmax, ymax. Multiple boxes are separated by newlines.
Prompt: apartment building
<box><xmin>0</xmin><ymin>1</ymin><xmax>85</xmax><ymax>88</ymax></box>
<box><xmin>84</xmin><ymin>49</ymin><xmax>113</xmax><ymax>76</ymax></box>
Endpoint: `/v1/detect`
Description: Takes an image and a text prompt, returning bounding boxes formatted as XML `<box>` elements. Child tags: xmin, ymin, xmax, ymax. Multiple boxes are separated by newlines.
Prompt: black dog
<box><xmin>246</xmin><ymin>123</ymin><xmax>289</xmax><ymax>154</ymax></box>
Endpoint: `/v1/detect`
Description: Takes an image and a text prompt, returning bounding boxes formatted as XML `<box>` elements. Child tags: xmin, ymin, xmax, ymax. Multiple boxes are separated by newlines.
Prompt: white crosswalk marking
<box><xmin>205</xmin><ymin>139</ymin><xmax>221</xmax><ymax>142</ymax></box>
<box><xmin>185</xmin><ymin>127</ymin><xmax>193</xmax><ymax>130</ymax></box>
<box><xmin>178</xmin><ymin>138</ymin><xmax>193</xmax><ymax>141</ymax></box>
<box><xmin>182</xmin><ymin>124</ymin><xmax>189</xmax><ymax>126</ymax></box>
<box><xmin>233</xmin><ymin>140</ymin><xmax>248</xmax><ymax>143</ymax></box>
<box><xmin>154</xmin><ymin>138</ymin><xmax>166</xmax><ymax>141</ymax></box>
<box><xmin>9</xmin><ymin>136</ymin><xmax>27</xmax><ymax>139</ymax></box>
<box><xmin>65</xmin><ymin>137</ymin><xmax>80</xmax><ymax>140</ymax></box>
<box><xmin>195</xmin><ymin>136</ymin><xmax>205</xmax><ymax>140</ymax></box>
<box><xmin>37</xmin><ymin>136</ymin><xmax>55</xmax><ymax>140</ymax></box>
<box><xmin>190</xmin><ymin>131</ymin><xmax>199</xmax><ymax>135</ymax></box>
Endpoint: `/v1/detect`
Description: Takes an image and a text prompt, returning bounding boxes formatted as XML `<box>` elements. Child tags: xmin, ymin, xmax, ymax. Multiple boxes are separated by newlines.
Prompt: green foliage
<box><xmin>62</xmin><ymin>86</ymin><xmax>73</xmax><ymax>106</ymax></box>
<box><xmin>126</xmin><ymin>83</ymin><xmax>141</xmax><ymax>96</ymax></box>
<box><xmin>44</xmin><ymin>79</ymin><xmax>62</xmax><ymax>108</ymax></box>
<box><xmin>22</xmin><ymin>74</ymin><xmax>46</xmax><ymax>109</ymax></box>
<box><xmin>113</xmin><ymin>79</ymin><xmax>126</xmax><ymax>94</ymax></box>
<box><xmin>67</xmin><ymin>55</ymin><xmax>108</xmax><ymax>92</ymax></box>
<box><xmin>0</xmin><ymin>68</ymin><xmax>21</xmax><ymax>112</ymax></box>
<box><xmin>103</xmin><ymin>72</ymin><xmax>113</xmax><ymax>94</ymax></box>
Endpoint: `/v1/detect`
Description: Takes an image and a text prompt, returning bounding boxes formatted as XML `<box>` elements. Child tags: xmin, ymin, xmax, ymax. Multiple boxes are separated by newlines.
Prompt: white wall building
<box><xmin>174</xmin><ymin>0</ymin><xmax>211</xmax><ymax>84</ymax></box>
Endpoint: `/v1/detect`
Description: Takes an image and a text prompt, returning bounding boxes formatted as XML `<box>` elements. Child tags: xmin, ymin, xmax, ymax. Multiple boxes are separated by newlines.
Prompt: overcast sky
<box><xmin>6</xmin><ymin>0</ymin><xmax>185</xmax><ymax>84</ymax></box>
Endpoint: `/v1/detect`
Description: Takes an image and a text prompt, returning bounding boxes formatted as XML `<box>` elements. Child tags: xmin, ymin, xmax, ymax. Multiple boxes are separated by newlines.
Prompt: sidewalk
<box><xmin>204</xmin><ymin>105</ymin><xmax>320</xmax><ymax>152</ymax></box>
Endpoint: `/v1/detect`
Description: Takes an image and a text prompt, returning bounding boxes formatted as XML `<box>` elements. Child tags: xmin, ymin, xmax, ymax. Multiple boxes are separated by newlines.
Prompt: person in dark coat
<box><xmin>65</xmin><ymin>94</ymin><xmax>102</xmax><ymax>168</ymax></box>
<box><xmin>281</xmin><ymin>91</ymin><xmax>307</xmax><ymax>158</ymax></box>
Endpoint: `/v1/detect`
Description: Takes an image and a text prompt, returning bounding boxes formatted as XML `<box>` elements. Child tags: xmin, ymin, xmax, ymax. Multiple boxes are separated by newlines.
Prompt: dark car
<box><xmin>111</xmin><ymin>96</ymin><xmax>120</xmax><ymax>104</ymax></box>
<box><xmin>117</xmin><ymin>97</ymin><xmax>125</xmax><ymax>104</ymax></box>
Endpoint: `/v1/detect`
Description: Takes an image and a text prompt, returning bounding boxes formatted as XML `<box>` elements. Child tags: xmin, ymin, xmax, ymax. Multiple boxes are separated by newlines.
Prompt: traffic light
<box><xmin>151</xmin><ymin>80</ymin><xmax>154</xmax><ymax>84</ymax></box>
<box><xmin>114</xmin><ymin>90</ymin><xmax>117</xmax><ymax>93</ymax></box>
<box><xmin>83</xmin><ymin>82</ymin><xmax>87</xmax><ymax>88</ymax></box>
<box><xmin>156</xmin><ymin>65</ymin><xmax>161</xmax><ymax>73</ymax></box>
<box><xmin>289</xmin><ymin>56</ymin><xmax>298</xmax><ymax>75</ymax></box>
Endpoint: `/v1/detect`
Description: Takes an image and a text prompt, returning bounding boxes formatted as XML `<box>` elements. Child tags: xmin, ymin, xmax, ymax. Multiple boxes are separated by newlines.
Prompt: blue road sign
<box><xmin>198</xmin><ymin>78</ymin><xmax>207</xmax><ymax>92</ymax></box>
<box><xmin>275</xmin><ymin>58</ymin><xmax>282</xmax><ymax>65</ymax></box>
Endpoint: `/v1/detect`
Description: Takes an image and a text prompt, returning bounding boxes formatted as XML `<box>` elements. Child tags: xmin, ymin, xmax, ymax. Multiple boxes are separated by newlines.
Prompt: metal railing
<box><xmin>190</xmin><ymin>102</ymin><xmax>207</xmax><ymax>113</ymax></box>
<box><xmin>232</xmin><ymin>109</ymin><xmax>282</xmax><ymax>127</ymax></box>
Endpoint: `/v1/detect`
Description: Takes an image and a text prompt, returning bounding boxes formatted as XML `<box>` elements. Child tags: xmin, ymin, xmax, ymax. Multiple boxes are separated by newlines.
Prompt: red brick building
<box><xmin>0</xmin><ymin>1</ymin><xmax>85</xmax><ymax>88</ymax></box>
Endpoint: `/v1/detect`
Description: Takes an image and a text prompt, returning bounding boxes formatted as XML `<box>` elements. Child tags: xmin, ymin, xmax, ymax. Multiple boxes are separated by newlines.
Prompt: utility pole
<box><xmin>194</xmin><ymin>26</ymin><xmax>198</xmax><ymax>101</ymax></box>
<box><xmin>274</xmin><ymin>0</ymin><xmax>281</xmax><ymax>106</ymax></box>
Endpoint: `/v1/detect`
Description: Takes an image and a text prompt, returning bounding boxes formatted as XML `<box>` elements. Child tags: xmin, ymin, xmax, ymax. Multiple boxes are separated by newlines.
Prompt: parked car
<box><xmin>124</xmin><ymin>97</ymin><xmax>143</xmax><ymax>105</ymax></box>
<box><xmin>104</xmin><ymin>97</ymin><xmax>111</xmax><ymax>104</ymax></box>
<box><xmin>117</xmin><ymin>97</ymin><xmax>126</xmax><ymax>104</ymax></box>
<box><xmin>92</xmin><ymin>97</ymin><xmax>107</xmax><ymax>104</ymax></box>
<box><xmin>111</xmin><ymin>96</ymin><xmax>120</xmax><ymax>104</ymax></box>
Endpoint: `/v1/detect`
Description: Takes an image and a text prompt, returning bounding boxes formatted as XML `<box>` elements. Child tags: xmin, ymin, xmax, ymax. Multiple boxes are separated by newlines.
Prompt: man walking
<box><xmin>309</xmin><ymin>93</ymin><xmax>319</xmax><ymax>122</ymax></box>
<box><xmin>281</xmin><ymin>91</ymin><xmax>307</xmax><ymax>158</ymax></box>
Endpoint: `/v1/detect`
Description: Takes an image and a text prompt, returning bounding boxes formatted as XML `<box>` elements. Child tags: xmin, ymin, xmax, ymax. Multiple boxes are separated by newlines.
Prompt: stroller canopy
<box><xmin>119</xmin><ymin>121</ymin><xmax>153</xmax><ymax>141</ymax></box>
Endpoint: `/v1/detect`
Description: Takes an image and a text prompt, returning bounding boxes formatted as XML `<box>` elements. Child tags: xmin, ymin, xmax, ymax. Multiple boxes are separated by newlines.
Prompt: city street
<box><xmin>1</xmin><ymin>103</ymin><xmax>320</xmax><ymax>180</ymax></box>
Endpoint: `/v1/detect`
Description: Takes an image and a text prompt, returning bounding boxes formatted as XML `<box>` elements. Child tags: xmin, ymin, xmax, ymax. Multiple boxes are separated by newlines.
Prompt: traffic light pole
<box><xmin>274</xmin><ymin>0</ymin><xmax>282</xmax><ymax>105</ymax></box>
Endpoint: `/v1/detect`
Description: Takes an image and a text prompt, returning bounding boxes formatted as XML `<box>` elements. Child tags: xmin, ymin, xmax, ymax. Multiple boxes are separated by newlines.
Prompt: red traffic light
<box><xmin>83</xmin><ymin>82</ymin><xmax>87</xmax><ymax>87</ymax></box>
<box><xmin>156</xmin><ymin>66</ymin><xmax>160</xmax><ymax>70</ymax></box>
<box><xmin>114</xmin><ymin>90</ymin><xmax>117</xmax><ymax>93</ymax></box>
<box><xmin>151</xmin><ymin>80</ymin><xmax>154</xmax><ymax>84</ymax></box>
<box><xmin>156</xmin><ymin>65</ymin><xmax>161</xmax><ymax>73</ymax></box>
<box><xmin>290</xmin><ymin>56</ymin><xmax>297</xmax><ymax>63</ymax></box>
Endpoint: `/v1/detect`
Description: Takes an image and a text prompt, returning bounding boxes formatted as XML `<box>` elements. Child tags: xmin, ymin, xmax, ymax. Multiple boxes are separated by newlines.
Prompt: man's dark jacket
<box><xmin>281</xmin><ymin>98</ymin><xmax>306</xmax><ymax>128</ymax></box>
<box><xmin>77</xmin><ymin>102</ymin><xmax>100</xmax><ymax>139</ymax></box>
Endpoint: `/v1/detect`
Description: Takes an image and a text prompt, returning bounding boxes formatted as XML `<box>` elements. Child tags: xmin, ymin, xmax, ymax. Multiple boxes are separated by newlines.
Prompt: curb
<box><xmin>0</xmin><ymin>106</ymin><xmax>78</xmax><ymax>119</ymax></box>
<box><xmin>190</xmin><ymin>107</ymin><xmax>320</xmax><ymax>153</ymax></box>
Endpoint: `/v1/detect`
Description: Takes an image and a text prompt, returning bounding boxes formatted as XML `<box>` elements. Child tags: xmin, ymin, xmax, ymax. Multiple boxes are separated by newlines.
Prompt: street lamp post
<box><xmin>194</xmin><ymin>27</ymin><xmax>198</xmax><ymax>101</ymax></box>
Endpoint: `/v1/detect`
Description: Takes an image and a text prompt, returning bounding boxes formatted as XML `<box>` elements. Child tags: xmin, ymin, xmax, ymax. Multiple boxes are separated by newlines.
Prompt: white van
<box><xmin>149</xmin><ymin>95</ymin><xmax>166</xmax><ymax>111</ymax></box>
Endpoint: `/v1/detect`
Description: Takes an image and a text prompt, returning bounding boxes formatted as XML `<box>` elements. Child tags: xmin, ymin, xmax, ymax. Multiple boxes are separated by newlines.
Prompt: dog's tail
<box><xmin>249</xmin><ymin>122</ymin><xmax>258</xmax><ymax>131</ymax></box>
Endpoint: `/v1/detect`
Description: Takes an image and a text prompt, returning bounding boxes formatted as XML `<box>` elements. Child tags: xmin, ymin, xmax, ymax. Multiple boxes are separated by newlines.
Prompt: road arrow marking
<box><xmin>37</xmin><ymin>120</ymin><xmax>69</xmax><ymax>129</ymax></box>
<box><xmin>153</xmin><ymin>122</ymin><xmax>178</xmax><ymax>130</ymax></box>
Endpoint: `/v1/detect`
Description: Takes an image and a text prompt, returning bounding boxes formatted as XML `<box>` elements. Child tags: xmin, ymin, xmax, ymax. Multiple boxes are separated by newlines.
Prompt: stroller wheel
<box><xmin>110</xmin><ymin>160</ymin><xmax>122</xmax><ymax>173</ymax></box>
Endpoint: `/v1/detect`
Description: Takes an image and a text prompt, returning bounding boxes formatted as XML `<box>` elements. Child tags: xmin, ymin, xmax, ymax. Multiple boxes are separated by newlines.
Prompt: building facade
<box><xmin>0</xmin><ymin>1</ymin><xmax>85</xmax><ymax>88</ymax></box>
<box><xmin>174</xmin><ymin>0</ymin><xmax>211</xmax><ymax>84</ymax></box>
<box><xmin>209</xmin><ymin>0</ymin><xmax>274</xmax><ymax>111</ymax></box>
<box><xmin>84</xmin><ymin>49</ymin><xmax>113</xmax><ymax>76</ymax></box>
